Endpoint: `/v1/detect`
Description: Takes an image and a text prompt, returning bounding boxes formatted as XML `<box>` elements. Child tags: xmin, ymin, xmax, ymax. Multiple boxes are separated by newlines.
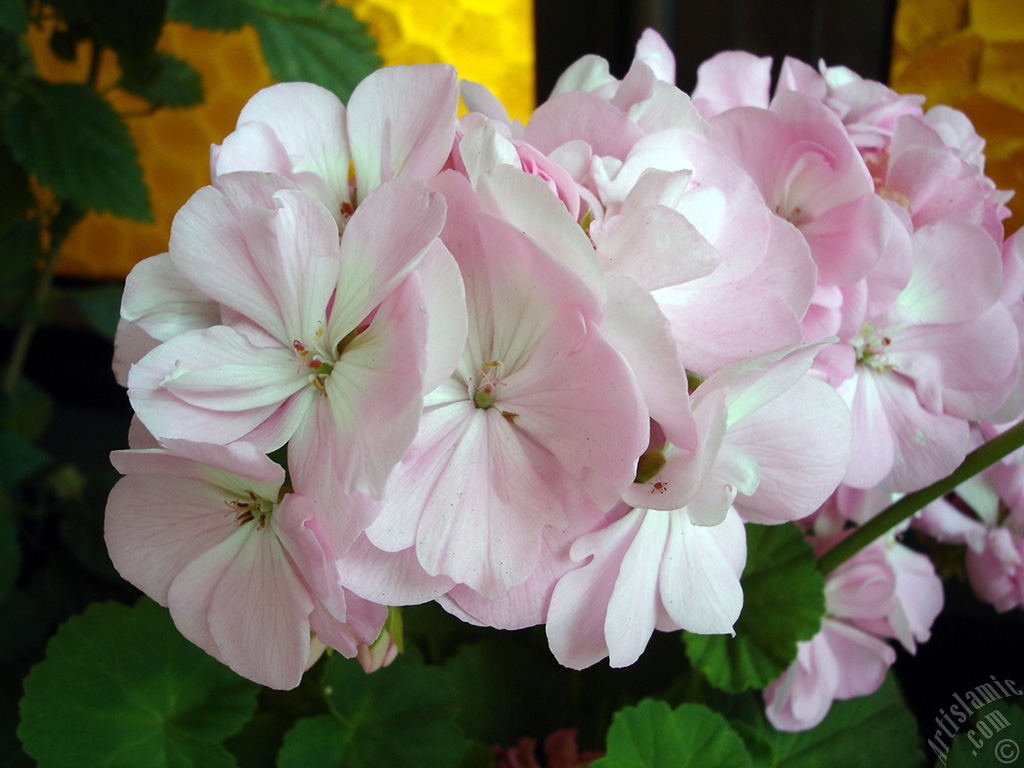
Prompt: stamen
<box><xmin>474</xmin><ymin>361</ymin><xmax>505</xmax><ymax>409</ymax></box>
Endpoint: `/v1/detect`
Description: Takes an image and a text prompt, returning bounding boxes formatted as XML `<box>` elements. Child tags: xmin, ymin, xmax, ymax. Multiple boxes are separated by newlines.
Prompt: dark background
<box><xmin>535</xmin><ymin>0</ymin><xmax>898</xmax><ymax>98</ymax></box>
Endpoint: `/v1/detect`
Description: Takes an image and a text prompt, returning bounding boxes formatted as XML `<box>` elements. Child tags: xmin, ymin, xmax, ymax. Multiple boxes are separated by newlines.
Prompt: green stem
<box><xmin>817</xmin><ymin>419</ymin><xmax>1024</xmax><ymax>576</ymax></box>
<box><xmin>87</xmin><ymin>38</ymin><xmax>103</xmax><ymax>88</ymax></box>
<box><xmin>2</xmin><ymin>203</ymin><xmax>82</xmax><ymax>397</ymax></box>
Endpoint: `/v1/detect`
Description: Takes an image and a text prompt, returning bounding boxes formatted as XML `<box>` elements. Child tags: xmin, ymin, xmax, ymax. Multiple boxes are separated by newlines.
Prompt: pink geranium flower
<box><xmin>212</xmin><ymin>64</ymin><xmax>459</xmax><ymax>215</ymax></box>
<box><xmin>546</xmin><ymin>344</ymin><xmax>852</xmax><ymax>669</ymax></box>
<box><xmin>127</xmin><ymin>174</ymin><xmax>462</xmax><ymax>539</ymax></box>
<box><xmin>363</xmin><ymin>170</ymin><xmax>648</xmax><ymax>600</ymax></box>
<box><xmin>105</xmin><ymin>440</ymin><xmax>387</xmax><ymax>689</ymax></box>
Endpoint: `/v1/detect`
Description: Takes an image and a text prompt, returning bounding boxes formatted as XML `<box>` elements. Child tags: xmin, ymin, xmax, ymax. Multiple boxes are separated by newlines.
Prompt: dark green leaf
<box><xmin>0</xmin><ymin>497</ymin><xmax>20</xmax><ymax>602</ymax></box>
<box><xmin>0</xmin><ymin>220</ymin><xmax>40</xmax><ymax>315</ymax></box>
<box><xmin>0</xmin><ymin>379</ymin><xmax>54</xmax><ymax>442</ymax></box>
<box><xmin>18</xmin><ymin>599</ymin><xmax>260</xmax><ymax>768</ymax></box>
<box><xmin>118</xmin><ymin>51</ymin><xmax>204</xmax><ymax>108</ymax></box>
<box><xmin>224</xmin><ymin>664</ymin><xmax>329</xmax><ymax>768</ymax></box>
<box><xmin>443</xmin><ymin>639</ymin><xmax>574</xmax><ymax>745</ymax></box>
<box><xmin>0</xmin><ymin>1</ymin><xmax>27</xmax><ymax>35</ymax></box>
<box><xmin>278</xmin><ymin>650</ymin><xmax>465</xmax><ymax>768</ymax></box>
<box><xmin>249</xmin><ymin>0</ymin><xmax>380</xmax><ymax>102</ymax></box>
<box><xmin>758</xmin><ymin>675</ymin><xmax>924</xmax><ymax>768</ymax></box>
<box><xmin>945</xmin><ymin>701</ymin><xmax>1024</xmax><ymax>768</ymax></box>
<box><xmin>167</xmin><ymin>0</ymin><xmax>254</xmax><ymax>31</ymax></box>
<box><xmin>84</xmin><ymin>0</ymin><xmax>167</xmax><ymax>70</ymax></box>
<box><xmin>728</xmin><ymin>720</ymin><xmax>776</xmax><ymax>768</ymax></box>
<box><xmin>592</xmin><ymin>700</ymin><xmax>752</xmax><ymax>768</ymax></box>
<box><xmin>0</xmin><ymin>431</ymin><xmax>49</xmax><ymax>486</ymax></box>
<box><xmin>68</xmin><ymin>282</ymin><xmax>124</xmax><ymax>341</ymax></box>
<box><xmin>0</xmin><ymin>139</ymin><xmax>33</xmax><ymax>239</ymax></box>
<box><xmin>461</xmin><ymin>739</ymin><xmax>497</xmax><ymax>768</ymax></box>
<box><xmin>684</xmin><ymin>523</ymin><xmax>825</xmax><ymax>692</ymax></box>
<box><xmin>3</xmin><ymin>80</ymin><xmax>152</xmax><ymax>221</ymax></box>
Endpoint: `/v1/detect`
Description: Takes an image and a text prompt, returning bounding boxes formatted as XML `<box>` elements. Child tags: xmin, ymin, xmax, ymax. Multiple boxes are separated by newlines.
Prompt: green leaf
<box><xmin>84</xmin><ymin>0</ymin><xmax>167</xmax><ymax>70</ymax></box>
<box><xmin>460</xmin><ymin>739</ymin><xmax>497</xmax><ymax>768</ymax></box>
<box><xmin>168</xmin><ymin>0</ymin><xmax>379</xmax><ymax>100</ymax></box>
<box><xmin>18</xmin><ymin>599</ymin><xmax>260</xmax><ymax>768</ymax></box>
<box><xmin>0</xmin><ymin>379</ymin><xmax>54</xmax><ymax>442</ymax></box>
<box><xmin>277</xmin><ymin>651</ymin><xmax>465</xmax><ymax>768</ymax></box>
<box><xmin>684</xmin><ymin>523</ymin><xmax>825</xmax><ymax>692</ymax></box>
<box><xmin>945</xmin><ymin>701</ymin><xmax>1024</xmax><ymax>768</ymax></box>
<box><xmin>3</xmin><ymin>80</ymin><xmax>152</xmax><ymax>221</ymax></box>
<box><xmin>0</xmin><ymin>431</ymin><xmax>49</xmax><ymax>486</ymax></box>
<box><xmin>0</xmin><ymin>221</ymin><xmax>40</xmax><ymax>318</ymax></box>
<box><xmin>167</xmin><ymin>0</ymin><xmax>254</xmax><ymax>31</ymax></box>
<box><xmin>592</xmin><ymin>700</ymin><xmax>752</xmax><ymax>768</ymax></box>
<box><xmin>0</xmin><ymin>1</ymin><xmax>27</xmax><ymax>35</ymax></box>
<box><xmin>0</xmin><ymin>497</ymin><xmax>20</xmax><ymax>603</ymax></box>
<box><xmin>443</xmin><ymin>638</ymin><xmax>575</xmax><ymax>745</ymax></box>
<box><xmin>758</xmin><ymin>675</ymin><xmax>924</xmax><ymax>768</ymax></box>
<box><xmin>249</xmin><ymin>0</ymin><xmax>380</xmax><ymax>102</ymax></box>
<box><xmin>0</xmin><ymin>139</ymin><xmax>33</xmax><ymax>239</ymax></box>
<box><xmin>68</xmin><ymin>282</ymin><xmax>124</xmax><ymax>341</ymax></box>
<box><xmin>117</xmin><ymin>51</ymin><xmax>204</xmax><ymax>108</ymax></box>
<box><xmin>728</xmin><ymin>720</ymin><xmax>776</xmax><ymax>768</ymax></box>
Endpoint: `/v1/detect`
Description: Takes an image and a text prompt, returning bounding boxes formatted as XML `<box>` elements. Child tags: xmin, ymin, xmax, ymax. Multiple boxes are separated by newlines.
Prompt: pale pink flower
<box><xmin>765</xmin><ymin>541</ymin><xmax>896</xmax><ymax>731</ymax></box>
<box><xmin>105</xmin><ymin>440</ymin><xmax>387</xmax><ymax>689</ymax></box>
<box><xmin>764</xmin><ymin>618</ymin><xmax>895</xmax><ymax>731</ymax></box>
<box><xmin>212</xmin><ymin>65</ymin><xmax>459</xmax><ymax>215</ymax></box>
<box><xmin>833</xmin><ymin>219</ymin><xmax>1018</xmax><ymax>491</ymax></box>
<box><xmin>775</xmin><ymin>56</ymin><xmax>926</xmax><ymax>150</ymax></box>
<box><xmin>691</xmin><ymin>50</ymin><xmax>772</xmax><ymax>118</ymax></box>
<box><xmin>127</xmin><ymin>174</ymin><xmax>462</xmax><ymax>537</ymax></box>
<box><xmin>364</xmin><ymin>171</ymin><xmax>647</xmax><ymax>599</ymax></box>
<box><xmin>706</xmin><ymin>90</ymin><xmax>890</xmax><ymax>288</ymax></box>
<box><xmin>918</xmin><ymin>429</ymin><xmax>1024</xmax><ymax>612</ymax></box>
<box><xmin>546</xmin><ymin>344</ymin><xmax>852</xmax><ymax>669</ymax></box>
<box><xmin>766</xmin><ymin>505</ymin><xmax>943</xmax><ymax>730</ymax></box>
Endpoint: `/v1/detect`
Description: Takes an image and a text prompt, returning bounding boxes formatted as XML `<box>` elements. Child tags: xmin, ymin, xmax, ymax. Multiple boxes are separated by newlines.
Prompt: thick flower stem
<box><xmin>817</xmin><ymin>419</ymin><xmax>1024</xmax><ymax>576</ymax></box>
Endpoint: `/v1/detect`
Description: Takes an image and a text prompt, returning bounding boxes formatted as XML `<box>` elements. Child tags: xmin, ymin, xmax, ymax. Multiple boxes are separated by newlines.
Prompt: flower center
<box><xmin>225</xmin><ymin>490</ymin><xmax>274</xmax><ymax>529</ymax></box>
<box><xmin>852</xmin><ymin>323</ymin><xmax>894</xmax><ymax>371</ymax></box>
<box><xmin>473</xmin><ymin>360</ymin><xmax>504</xmax><ymax>409</ymax></box>
<box><xmin>292</xmin><ymin>320</ymin><xmax>369</xmax><ymax>394</ymax></box>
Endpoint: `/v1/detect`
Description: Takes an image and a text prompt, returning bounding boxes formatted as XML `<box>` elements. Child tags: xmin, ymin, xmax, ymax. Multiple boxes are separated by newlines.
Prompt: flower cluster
<box><xmin>107</xmin><ymin>29</ymin><xmax>1020</xmax><ymax>707</ymax></box>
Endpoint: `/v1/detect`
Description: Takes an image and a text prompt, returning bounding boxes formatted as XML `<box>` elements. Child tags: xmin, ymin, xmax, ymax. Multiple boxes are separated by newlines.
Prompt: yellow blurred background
<box><xmin>891</xmin><ymin>0</ymin><xmax>1024</xmax><ymax>229</ymax></box>
<box><xmin>30</xmin><ymin>0</ymin><xmax>535</xmax><ymax>279</ymax></box>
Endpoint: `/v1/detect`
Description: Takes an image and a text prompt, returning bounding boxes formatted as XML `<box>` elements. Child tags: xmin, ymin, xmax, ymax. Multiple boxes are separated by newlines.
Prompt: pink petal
<box><xmin>348</xmin><ymin>64</ymin><xmax>458</xmax><ymax>201</ymax></box>
<box><xmin>105</xmin><ymin>474</ymin><xmax>236</xmax><ymax>604</ymax></box>
<box><xmin>503</xmin><ymin>310</ymin><xmax>647</xmax><ymax>511</ymax></box>
<box><xmin>546</xmin><ymin>510</ymin><xmax>645</xmax><ymax>670</ymax></box>
<box><xmin>657</xmin><ymin>510</ymin><xmax>745</xmax><ymax>634</ymax></box>
<box><xmin>823</xmin><ymin>619</ymin><xmax>895</xmax><ymax>700</ymax></box>
<box><xmin>120</xmin><ymin>253</ymin><xmax>219</xmax><ymax>341</ymax></box>
<box><xmin>338</xmin><ymin>534</ymin><xmax>455</xmax><ymax>606</ymax></box>
<box><xmin>128</xmin><ymin>326</ymin><xmax>309</xmax><ymax>447</ymax></box>
<box><xmin>220</xmin><ymin>82</ymin><xmax>351</xmax><ymax>212</ymax></box>
<box><xmin>170</xmin><ymin>177</ymin><xmax>340</xmax><ymax>346</ymax></box>
<box><xmin>526</xmin><ymin>91</ymin><xmax>644</xmax><ymax>160</ymax></box>
<box><xmin>328</xmin><ymin>179</ymin><xmax>447</xmax><ymax>339</ymax></box>
<box><xmin>604</xmin><ymin>511</ymin><xmax>668</xmax><ymax>666</ymax></box>
<box><xmin>167</xmin><ymin>527</ymin><xmax>313</xmax><ymax>689</ymax></box>
<box><xmin>730</xmin><ymin>377</ymin><xmax>852</xmax><ymax>524</ymax></box>
<box><xmin>291</xmin><ymin>276</ymin><xmax>427</xmax><ymax>505</ymax></box>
